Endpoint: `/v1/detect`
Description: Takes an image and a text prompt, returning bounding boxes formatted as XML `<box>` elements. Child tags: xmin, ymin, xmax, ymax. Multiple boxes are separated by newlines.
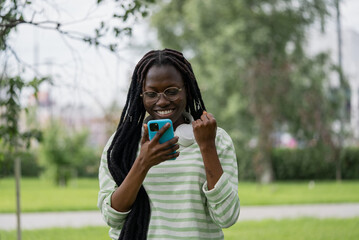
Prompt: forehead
<box><xmin>144</xmin><ymin>65</ymin><xmax>184</xmax><ymax>90</ymax></box>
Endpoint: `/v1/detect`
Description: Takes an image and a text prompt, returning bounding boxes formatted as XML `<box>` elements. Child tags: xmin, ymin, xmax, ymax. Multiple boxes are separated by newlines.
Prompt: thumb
<box><xmin>141</xmin><ymin>124</ymin><xmax>149</xmax><ymax>145</ymax></box>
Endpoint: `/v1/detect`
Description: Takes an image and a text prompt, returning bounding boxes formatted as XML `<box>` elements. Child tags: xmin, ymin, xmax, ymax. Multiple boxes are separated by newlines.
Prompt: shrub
<box><xmin>237</xmin><ymin>147</ymin><xmax>359</xmax><ymax>181</ymax></box>
<box><xmin>271</xmin><ymin>147</ymin><xmax>359</xmax><ymax>180</ymax></box>
<box><xmin>0</xmin><ymin>150</ymin><xmax>43</xmax><ymax>177</ymax></box>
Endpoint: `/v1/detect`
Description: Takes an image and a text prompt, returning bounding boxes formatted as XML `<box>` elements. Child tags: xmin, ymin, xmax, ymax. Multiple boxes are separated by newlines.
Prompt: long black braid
<box><xmin>107</xmin><ymin>48</ymin><xmax>206</xmax><ymax>240</ymax></box>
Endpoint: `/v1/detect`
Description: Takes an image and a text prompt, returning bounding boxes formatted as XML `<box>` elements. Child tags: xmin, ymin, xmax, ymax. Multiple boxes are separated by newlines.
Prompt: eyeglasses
<box><xmin>140</xmin><ymin>87</ymin><xmax>182</xmax><ymax>103</ymax></box>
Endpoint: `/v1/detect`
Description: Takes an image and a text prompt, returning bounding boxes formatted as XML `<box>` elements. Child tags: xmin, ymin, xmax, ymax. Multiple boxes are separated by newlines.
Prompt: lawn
<box><xmin>0</xmin><ymin>178</ymin><xmax>98</xmax><ymax>213</ymax></box>
<box><xmin>0</xmin><ymin>218</ymin><xmax>358</xmax><ymax>240</ymax></box>
<box><xmin>0</xmin><ymin>177</ymin><xmax>359</xmax><ymax>213</ymax></box>
<box><xmin>238</xmin><ymin>181</ymin><xmax>359</xmax><ymax>206</ymax></box>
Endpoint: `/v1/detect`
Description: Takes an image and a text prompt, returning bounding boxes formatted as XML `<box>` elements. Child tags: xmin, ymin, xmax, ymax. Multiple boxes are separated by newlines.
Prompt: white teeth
<box><xmin>157</xmin><ymin>110</ymin><xmax>173</xmax><ymax>115</ymax></box>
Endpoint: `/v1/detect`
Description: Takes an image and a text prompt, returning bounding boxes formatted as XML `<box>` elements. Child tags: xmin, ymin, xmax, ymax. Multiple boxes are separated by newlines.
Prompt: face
<box><xmin>143</xmin><ymin>64</ymin><xmax>187</xmax><ymax>130</ymax></box>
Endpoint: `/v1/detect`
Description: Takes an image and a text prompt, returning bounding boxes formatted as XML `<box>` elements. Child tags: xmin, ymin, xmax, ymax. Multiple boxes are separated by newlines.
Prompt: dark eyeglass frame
<box><xmin>140</xmin><ymin>87</ymin><xmax>183</xmax><ymax>103</ymax></box>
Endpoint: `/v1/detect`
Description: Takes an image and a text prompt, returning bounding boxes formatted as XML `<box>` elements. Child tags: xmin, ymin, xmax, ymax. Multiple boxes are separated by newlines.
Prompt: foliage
<box><xmin>238</xmin><ymin>147</ymin><xmax>359</xmax><ymax>181</ymax></box>
<box><xmin>0</xmin><ymin>76</ymin><xmax>45</xmax><ymax>150</ymax></box>
<box><xmin>1</xmin><ymin>0</ymin><xmax>156</xmax><ymax>53</ymax></box>
<box><xmin>0</xmin><ymin>148</ymin><xmax>42</xmax><ymax>177</ymax></box>
<box><xmin>39</xmin><ymin>120</ymin><xmax>100</xmax><ymax>186</ymax></box>
<box><xmin>151</xmin><ymin>0</ymin><xmax>343</xmax><ymax>182</ymax></box>
<box><xmin>0</xmin><ymin>0</ymin><xmax>157</xmax><ymax>160</ymax></box>
<box><xmin>342</xmin><ymin>147</ymin><xmax>359</xmax><ymax>179</ymax></box>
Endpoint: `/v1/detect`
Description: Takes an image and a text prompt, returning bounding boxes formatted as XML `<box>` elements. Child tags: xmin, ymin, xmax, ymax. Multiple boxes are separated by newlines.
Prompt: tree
<box><xmin>39</xmin><ymin>120</ymin><xmax>98</xmax><ymax>186</ymax></box>
<box><xmin>151</xmin><ymin>0</ymin><xmax>342</xmax><ymax>183</ymax></box>
<box><xmin>1</xmin><ymin>1</ymin><xmax>156</xmax><ymax>239</ymax></box>
<box><xmin>0</xmin><ymin>75</ymin><xmax>45</xmax><ymax>240</ymax></box>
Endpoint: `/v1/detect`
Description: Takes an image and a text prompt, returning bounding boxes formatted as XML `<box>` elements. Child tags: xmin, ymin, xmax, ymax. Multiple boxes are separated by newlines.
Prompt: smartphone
<box><xmin>148</xmin><ymin>119</ymin><xmax>176</xmax><ymax>160</ymax></box>
<box><xmin>147</xmin><ymin>119</ymin><xmax>175</xmax><ymax>144</ymax></box>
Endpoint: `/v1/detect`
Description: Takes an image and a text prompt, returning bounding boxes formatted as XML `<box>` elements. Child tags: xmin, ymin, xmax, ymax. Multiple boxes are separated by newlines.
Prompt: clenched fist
<box><xmin>192</xmin><ymin>111</ymin><xmax>217</xmax><ymax>148</ymax></box>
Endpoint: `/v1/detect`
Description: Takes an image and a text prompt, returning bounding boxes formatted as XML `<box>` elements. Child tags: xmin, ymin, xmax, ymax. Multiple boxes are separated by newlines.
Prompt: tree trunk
<box><xmin>335</xmin><ymin>147</ymin><xmax>342</xmax><ymax>182</ymax></box>
<box><xmin>253</xmin><ymin>116</ymin><xmax>275</xmax><ymax>184</ymax></box>
<box><xmin>15</xmin><ymin>153</ymin><xmax>22</xmax><ymax>240</ymax></box>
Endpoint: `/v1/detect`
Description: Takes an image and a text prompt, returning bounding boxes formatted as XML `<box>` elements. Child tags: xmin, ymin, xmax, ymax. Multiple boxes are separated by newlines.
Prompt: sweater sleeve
<box><xmin>202</xmin><ymin>128</ymin><xmax>240</xmax><ymax>228</ymax></box>
<box><xmin>97</xmin><ymin>134</ymin><xmax>131</xmax><ymax>229</ymax></box>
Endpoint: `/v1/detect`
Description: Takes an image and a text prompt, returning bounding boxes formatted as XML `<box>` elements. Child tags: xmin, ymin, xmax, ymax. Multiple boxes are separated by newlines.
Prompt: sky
<box><xmin>6</xmin><ymin>0</ymin><xmax>359</xmax><ymax>117</ymax></box>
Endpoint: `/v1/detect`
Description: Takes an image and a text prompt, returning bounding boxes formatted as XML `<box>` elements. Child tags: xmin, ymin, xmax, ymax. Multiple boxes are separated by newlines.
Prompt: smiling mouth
<box><xmin>155</xmin><ymin>109</ymin><xmax>174</xmax><ymax>116</ymax></box>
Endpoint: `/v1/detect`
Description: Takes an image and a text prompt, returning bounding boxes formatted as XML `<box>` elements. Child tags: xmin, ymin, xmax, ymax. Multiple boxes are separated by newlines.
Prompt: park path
<box><xmin>1</xmin><ymin>203</ymin><xmax>359</xmax><ymax>230</ymax></box>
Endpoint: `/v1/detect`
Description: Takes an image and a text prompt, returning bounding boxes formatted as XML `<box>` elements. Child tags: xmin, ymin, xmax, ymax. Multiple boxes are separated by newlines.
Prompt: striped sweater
<box><xmin>98</xmin><ymin>123</ymin><xmax>240</xmax><ymax>239</ymax></box>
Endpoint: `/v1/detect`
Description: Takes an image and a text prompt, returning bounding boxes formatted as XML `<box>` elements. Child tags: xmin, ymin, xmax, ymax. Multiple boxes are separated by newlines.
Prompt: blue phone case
<box><xmin>147</xmin><ymin>119</ymin><xmax>176</xmax><ymax>160</ymax></box>
<box><xmin>147</xmin><ymin>119</ymin><xmax>174</xmax><ymax>144</ymax></box>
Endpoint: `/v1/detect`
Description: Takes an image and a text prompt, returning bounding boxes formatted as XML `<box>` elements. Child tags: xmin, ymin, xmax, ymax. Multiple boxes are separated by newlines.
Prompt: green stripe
<box><xmin>100</xmin><ymin>165</ymin><xmax>111</xmax><ymax>176</ymax></box>
<box><xmin>148</xmin><ymin>233</ymin><xmax>222</xmax><ymax>240</ymax></box>
<box><xmin>147</xmin><ymin>171</ymin><xmax>206</xmax><ymax>179</ymax></box>
<box><xmin>179</xmin><ymin>151</ymin><xmax>202</xmax><ymax>156</ymax></box>
<box><xmin>152</xmin><ymin>163</ymin><xmax>203</xmax><ymax>169</ymax></box>
<box><xmin>151</xmin><ymin>215</ymin><xmax>209</xmax><ymax>223</ymax></box>
<box><xmin>144</xmin><ymin>180</ymin><xmax>201</xmax><ymax>186</ymax></box>
<box><xmin>214</xmin><ymin>194</ymin><xmax>237</xmax><ymax>218</ymax></box>
<box><xmin>221</xmin><ymin>154</ymin><xmax>235</xmax><ymax>159</ymax></box>
<box><xmin>208</xmin><ymin>184</ymin><xmax>232</xmax><ymax>203</ymax></box>
<box><xmin>100</xmin><ymin>178</ymin><xmax>112</xmax><ymax>188</ymax></box>
<box><xmin>154</xmin><ymin>207</ymin><xmax>206</xmax><ymax>214</ymax></box>
<box><xmin>147</xmin><ymin>189</ymin><xmax>203</xmax><ymax>195</ymax></box>
<box><xmin>221</xmin><ymin>162</ymin><xmax>234</xmax><ymax>167</ymax></box>
<box><xmin>150</xmin><ymin>198</ymin><xmax>203</xmax><ymax>204</ymax></box>
<box><xmin>220</xmin><ymin>198</ymin><xmax>240</xmax><ymax>226</ymax></box>
<box><xmin>149</xmin><ymin>224</ymin><xmax>220</xmax><ymax>233</ymax></box>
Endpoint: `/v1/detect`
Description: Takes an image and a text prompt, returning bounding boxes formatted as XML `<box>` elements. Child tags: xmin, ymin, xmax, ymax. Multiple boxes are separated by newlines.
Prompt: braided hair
<box><xmin>107</xmin><ymin>48</ymin><xmax>206</xmax><ymax>240</ymax></box>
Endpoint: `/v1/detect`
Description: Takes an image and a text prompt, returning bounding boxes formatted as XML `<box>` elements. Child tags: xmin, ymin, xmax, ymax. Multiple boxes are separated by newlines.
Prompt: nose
<box><xmin>156</xmin><ymin>93</ymin><xmax>170</xmax><ymax>106</ymax></box>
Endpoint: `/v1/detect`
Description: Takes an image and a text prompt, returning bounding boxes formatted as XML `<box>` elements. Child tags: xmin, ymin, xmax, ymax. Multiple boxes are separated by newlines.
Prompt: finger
<box><xmin>152</xmin><ymin>123</ymin><xmax>171</xmax><ymax>142</ymax></box>
<box><xmin>163</xmin><ymin>144</ymin><xmax>180</xmax><ymax>155</ymax></box>
<box><xmin>193</xmin><ymin>119</ymin><xmax>203</xmax><ymax>127</ymax></box>
<box><xmin>206</xmin><ymin>112</ymin><xmax>216</xmax><ymax>121</ymax></box>
<box><xmin>163</xmin><ymin>151</ymin><xmax>180</xmax><ymax>161</ymax></box>
<box><xmin>164</xmin><ymin>136</ymin><xmax>179</xmax><ymax>146</ymax></box>
<box><xmin>201</xmin><ymin>113</ymin><xmax>209</xmax><ymax>122</ymax></box>
<box><xmin>141</xmin><ymin>124</ymin><xmax>149</xmax><ymax>145</ymax></box>
<box><xmin>157</xmin><ymin>136</ymin><xmax>178</xmax><ymax>152</ymax></box>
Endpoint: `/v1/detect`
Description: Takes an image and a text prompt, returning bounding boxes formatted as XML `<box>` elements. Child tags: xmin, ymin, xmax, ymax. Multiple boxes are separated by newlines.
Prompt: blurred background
<box><xmin>1</xmin><ymin>0</ymin><xmax>359</xmax><ymax>239</ymax></box>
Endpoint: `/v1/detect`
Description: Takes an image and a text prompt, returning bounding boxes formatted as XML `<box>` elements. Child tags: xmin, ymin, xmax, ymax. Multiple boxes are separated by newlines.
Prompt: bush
<box><xmin>271</xmin><ymin>147</ymin><xmax>359</xmax><ymax>180</ymax></box>
<box><xmin>39</xmin><ymin>121</ymin><xmax>101</xmax><ymax>185</ymax></box>
<box><xmin>0</xmin><ymin>150</ymin><xmax>43</xmax><ymax>177</ymax></box>
<box><xmin>237</xmin><ymin>147</ymin><xmax>359</xmax><ymax>181</ymax></box>
<box><xmin>271</xmin><ymin>148</ymin><xmax>335</xmax><ymax>180</ymax></box>
<box><xmin>341</xmin><ymin>147</ymin><xmax>359</xmax><ymax>179</ymax></box>
<box><xmin>237</xmin><ymin>148</ymin><xmax>256</xmax><ymax>181</ymax></box>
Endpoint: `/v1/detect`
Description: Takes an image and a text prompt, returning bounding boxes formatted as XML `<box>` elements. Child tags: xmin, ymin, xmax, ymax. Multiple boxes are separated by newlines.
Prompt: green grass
<box><xmin>0</xmin><ymin>218</ymin><xmax>358</xmax><ymax>240</ymax></box>
<box><xmin>0</xmin><ymin>178</ymin><xmax>98</xmax><ymax>213</ymax></box>
<box><xmin>223</xmin><ymin>217</ymin><xmax>359</xmax><ymax>240</ymax></box>
<box><xmin>0</xmin><ymin>226</ymin><xmax>109</xmax><ymax>240</ymax></box>
<box><xmin>1</xmin><ymin>178</ymin><xmax>359</xmax><ymax>213</ymax></box>
<box><xmin>238</xmin><ymin>181</ymin><xmax>359</xmax><ymax>206</ymax></box>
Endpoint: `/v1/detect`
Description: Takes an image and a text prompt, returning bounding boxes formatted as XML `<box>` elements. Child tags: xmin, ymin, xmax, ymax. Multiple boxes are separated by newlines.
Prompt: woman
<box><xmin>98</xmin><ymin>49</ymin><xmax>240</xmax><ymax>240</ymax></box>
